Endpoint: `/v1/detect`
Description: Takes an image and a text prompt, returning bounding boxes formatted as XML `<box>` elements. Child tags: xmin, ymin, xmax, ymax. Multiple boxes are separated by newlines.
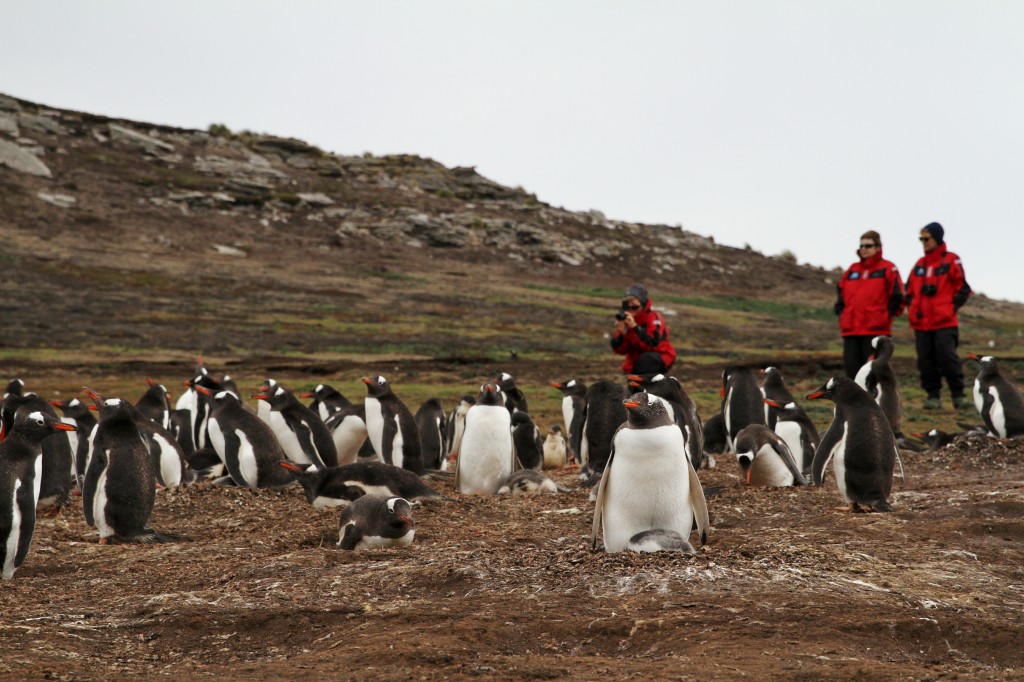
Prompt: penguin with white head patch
<box><xmin>136</xmin><ymin>379</ymin><xmax>172</xmax><ymax>430</ymax></box>
<box><xmin>281</xmin><ymin>460</ymin><xmax>440</xmax><ymax>510</ymax></box>
<box><xmin>3</xmin><ymin>390</ymin><xmax>74</xmax><ymax>512</ymax></box>
<box><xmin>759</xmin><ymin>366</ymin><xmax>796</xmax><ymax>429</ymax></box>
<box><xmin>721</xmin><ymin>366</ymin><xmax>766</xmax><ymax>455</ymax></box>
<box><xmin>361</xmin><ymin>375</ymin><xmax>424</xmax><ymax>475</ymax></box>
<box><xmin>253</xmin><ymin>383</ymin><xmax>337</xmax><ymax>468</ymax></box>
<box><xmin>49</xmin><ymin>397</ymin><xmax>97</xmax><ymax>486</ymax></box>
<box><xmin>444</xmin><ymin>394</ymin><xmax>475</xmax><ymax>465</ymax></box>
<box><xmin>323</xmin><ymin>403</ymin><xmax>373</xmax><ymax>466</ymax></box>
<box><xmin>0</xmin><ymin>409</ymin><xmax>76</xmax><ymax>578</ymax></box>
<box><xmin>337</xmin><ymin>495</ymin><xmax>415</xmax><ymax>550</ymax></box>
<box><xmin>0</xmin><ymin>378</ymin><xmax>27</xmax><ymax>441</ymax></box>
<box><xmin>806</xmin><ymin>377</ymin><xmax>898</xmax><ymax>512</ymax></box>
<box><xmin>195</xmin><ymin>386</ymin><xmax>293</xmax><ymax>489</ymax></box>
<box><xmin>854</xmin><ymin>336</ymin><xmax>909</xmax><ymax>443</ymax></box>
<box><xmin>455</xmin><ymin>383</ymin><xmax>516</xmax><ymax>495</ymax></box>
<box><xmin>627</xmin><ymin>372</ymin><xmax>705</xmax><ymax>470</ymax></box>
<box><xmin>734</xmin><ymin>424</ymin><xmax>806</xmax><ymax>487</ymax></box>
<box><xmin>968</xmin><ymin>353</ymin><xmax>1024</xmax><ymax>438</ymax></box>
<box><xmin>302</xmin><ymin>384</ymin><xmax>351</xmax><ymax>422</ymax></box>
<box><xmin>496</xmin><ymin>372</ymin><xmax>528</xmax><ymax>415</ymax></box>
<box><xmin>549</xmin><ymin>379</ymin><xmax>587</xmax><ymax>463</ymax></box>
<box><xmin>591</xmin><ymin>392</ymin><xmax>710</xmax><ymax>553</ymax></box>
<box><xmin>762</xmin><ymin>398</ymin><xmax>819</xmax><ymax>475</ymax></box>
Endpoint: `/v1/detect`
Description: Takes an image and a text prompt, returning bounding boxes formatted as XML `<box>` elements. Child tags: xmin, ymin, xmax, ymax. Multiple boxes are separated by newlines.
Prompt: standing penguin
<box><xmin>734</xmin><ymin>424</ymin><xmax>806</xmax><ymax>487</ymax></box>
<box><xmin>3</xmin><ymin>391</ymin><xmax>74</xmax><ymax>512</ymax></box>
<box><xmin>136</xmin><ymin>379</ymin><xmax>172</xmax><ymax>430</ymax></box>
<box><xmin>759</xmin><ymin>366</ymin><xmax>797</xmax><ymax>429</ymax></box>
<box><xmin>444</xmin><ymin>394</ymin><xmax>475</xmax><ymax>465</ymax></box>
<box><xmin>253</xmin><ymin>383</ymin><xmax>337</xmax><ymax>468</ymax></box>
<box><xmin>627</xmin><ymin>373</ymin><xmax>704</xmax><ymax>470</ymax></box>
<box><xmin>49</xmin><ymin>397</ymin><xmax>97</xmax><ymax>485</ymax></box>
<box><xmin>0</xmin><ymin>378</ymin><xmax>27</xmax><ymax>440</ymax></box>
<box><xmin>510</xmin><ymin>411</ymin><xmax>544</xmax><ymax>470</ymax></box>
<box><xmin>361</xmin><ymin>375</ymin><xmax>424</xmax><ymax>475</ymax></box>
<box><xmin>337</xmin><ymin>495</ymin><xmax>416</xmax><ymax>550</ymax></box>
<box><xmin>577</xmin><ymin>379</ymin><xmax>629</xmax><ymax>486</ymax></box>
<box><xmin>302</xmin><ymin>384</ymin><xmax>351</xmax><ymax>422</ymax></box>
<box><xmin>854</xmin><ymin>336</ymin><xmax>908</xmax><ymax>442</ymax></box>
<box><xmin>415</xmin><ymin>398</ymin><xmax>447</xmax><ymax>471</ymax></box>
<box><xmin>721</xmin><ymin>366</ymin><xmax>766</xmax><ymax>454</ymax></box>
<box><xmin>496</xmin><ymin>372</ymin><xmax>528</xmax><ymax>415</ymax></box>
<box><xmin>807</xmin><ymin>377</ymin><xmax>898</xmax><ymax>512</ymax></box>
<box><xmin>542</xmin><ymin>424</ymin><xmax>567</xmax><ymax>470</ymax></box>
<box><xmin>196</xmin><ymin>386</ymin><xmax>293</xmax><ymax>489</ymax></box>
<box><xmin>968</xmin><ymin>353</ymin><xmax>1024</xmax><ymax>439</ymax></box>
<box><xmin>81</xmin><ymin>390</ymin><xmax>178</xmax><ymax>543</ymax></box>
<box><xmin>762</xmin><ymin>398</ymin><xmax>819</xmax><ymax>475</ymax></box>
<box><xmin>591</xmin><ymin>392</ymin><xmax>710</xmax><ymax>553</ymax></box>
<box><xmin>0</xmin><ymin>410</ymin><xmax>76</xmax><ymax>579</ymax></box>
<box><xmin>550</xmin><ymin>379</ymin><xmax>587</xmax><ymax>463</ymax></box>
<box><xmin>324</xmin><ymin>403</ymin><xmax>373</xmax><ymax>466</ymax></box>
<box><xmin>455</xmin><ymin>383</ymin><xmax>516</xmax><ymax>495</ymax></box>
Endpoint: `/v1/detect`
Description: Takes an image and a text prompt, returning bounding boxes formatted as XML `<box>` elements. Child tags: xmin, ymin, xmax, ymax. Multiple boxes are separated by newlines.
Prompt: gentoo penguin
<box><xmin>136</xmin><ymin>379</ymin><xmax>172</xmax><ymax>430</ymax></box>
<box><xmin>968</xmin><ymin>353</ymin><xmax>1024</xmax><ymax>439</ymax></box>
<box><xmin>324</xmin><ymin>403</ymin><xmax>372</xmax><ymax>466</ymax></box>
<box><xmin>456</xmin><ymin>383</ymin><xmax>516</xmax><ymax>495</ymax></box>
<box><xmin>415</xmin><ymin>398</ymin><xmax>447</xmax><ymax>471</ymax></box>
<box><xmin>361</xmin><ymin>375</ymin><xmax>424</xmax><ymax>475</ymax></box>
<box><xmin>0</xmin><ymin>378</ymin><xmax>27</xmax><ymax>440</ymax></box>
<box><xmin>281</xmin><ymin>460</ymin><xmax>439</xmax><ymax>510</ymax></box>
<box><xmin>854</xmin><ymin>336</ymin><xmax>908</xmax><ymax>442</ymax></box>
<box><xmin>49</xmin><ymin>397</ymin><xmax>97</xmax><ymax>485</ymax></box>
<box><xmin>550</xmin><ymin>379</ymin><xmax>587</xmax><ymax>463</ymax></box>
<box><xmin>762</xmin><ymin>399</ymin><xmax>820</xmax><ymax>475</ymax></box>
<box><xmin>913</xmin><ymin>428</ymin><xmax>957</xmax><ymax>450</ymax></box>
<box><xmin>577</xmin><ymin>379</ymin><xmax>628</xmax><ymax>486</ymax></box>
<box><xmin>496</xmin><ymin>372</ymin><xmax>528</xmax><ymax>415</ymax></box>
<box><xmin>542</xmin><ymin>424</ymin><xmax>567</xmax><ymax>469</ymax></box>
<box><xmin>759</xmin><ymin>366</ymin><xmax>796</xmax><ymax>429</ymax></box>
<box><xmin>3</xmin><ymin>391</ymin><xmax>74</xmax><ymax>512</ymax></box>
<box><xmin>702</xmin><ymin>412</ymin><xmax>727</xmax><ymax>459</ymax></box>
<box><xmin>253</xmin><ymin>383</ymin><xmax>337</xmax><ymax>468</ymax></box>
<box><xmin>627</xmin><ymin>373</ymin><xmax>704</xmax><ymax>470</ymax></box>
<box><xmin>302</xmin><ymin>383</ymin><xmax>351</xmax><ymax>422</ymax></box>
<box><xmin>444</xmin><ymin>394</ymin><xmax>475</xmax><ymax>464</ymax></box>
<box><xmin>721</xmin><ymin>366</ymin><xmax>766</xmax><ymax>454</ymax></box>
<box><xmin>337</xmin><ymin>495</ymin><xmax>416</xmax><ymax>550</ymax></box>
<box><xmin>627</xmin><ymin>529</ymin><xmax>696</xmax><ymax>554</ymax></box>
<box><xmin>734</xmin><ymin>424</ymin><xmax>806</xmax><ymax>487</ymax></box>
<box><xmin>591</xmin><ymin>392</ymin><xmax>710</xmax><ymax>553</ymax></box>
<box><xmin>0</xmin><ymin>410</ymin><xmax>76</xmax><ymax>578</ymax></box>
<box><xmin>195</xmin><ymin>386</ymin><xmax>293</xmax><ymax>489</ymax></box>
<box><xmin>81</xmin><ymin>391</ymin><xmax>178</xmax><ymax>542</ymax></box>
<box><xmin>510</xmin><ymin>411</ymin><xmax>543</xmax><ymax>470</ymax></box>
<box><xmin>806</xmin><ymin>377</ymin><xmax>898</xmax><ymax>512</ymax></box>
<box><xmin>496</xmin><ymin>469</ymin><xmax>567</xmax><ymax>495</ymax></box>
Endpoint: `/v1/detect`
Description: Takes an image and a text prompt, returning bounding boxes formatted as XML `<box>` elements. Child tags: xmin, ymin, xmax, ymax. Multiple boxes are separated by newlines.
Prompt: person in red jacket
<box><xmin>611</xmin><ymin>284</ymin><xmax>676</xmax><ymax>374</ymax></box>
<box><xmin>834</xmin><ymin>230</ymin><xmax>906</xmax><ymax>378</ymax></box>
<box><xmin>905</xmin><ymin>222</ymin><xmax>972</xmax><ymax>410</ymax></box>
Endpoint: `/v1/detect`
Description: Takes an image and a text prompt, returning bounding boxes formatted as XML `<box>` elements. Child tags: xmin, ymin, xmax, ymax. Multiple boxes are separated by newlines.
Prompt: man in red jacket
<box><xmin>834</xmin><ymin>230</ymin><xmax>906</xmax><ymax>378</ymax></box>
<box><xmin>611</xmin><ymin>284</ymin><xmax>676</xmax><ymax>374</ymax></box>
<box><xmin>905</xmin><ymin>222</ymin><xmax>972</xmax><ymax>410</ymax></box>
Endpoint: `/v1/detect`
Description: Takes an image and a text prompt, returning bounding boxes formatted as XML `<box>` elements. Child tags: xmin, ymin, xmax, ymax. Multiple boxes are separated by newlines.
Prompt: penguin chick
<box><xmin>496</xmin><ymin>469</ymin><xmax>568</xmax><ymax>495</ymax></box>
<box><xmin>627</xmin><ymin>529</ymin><xmax>696</xmax><ymax>554</ymax></box>
<box><xmin>542</xmin><ymin>425</ymin><xmax>567</xmax><ymax>470</ymax></box>
<box><xmin>337</xmin><ymin>495</ymin><xmax>415</xmax><ymax>550</ymax></box>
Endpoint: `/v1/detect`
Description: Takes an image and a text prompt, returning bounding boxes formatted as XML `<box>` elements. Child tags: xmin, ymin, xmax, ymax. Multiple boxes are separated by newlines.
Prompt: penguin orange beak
<box><xmin>805</xmin><ymin>390</ymin><xmax>825</xmax><ymax>400</ymax></box>
<box><xmin>625</xmin><ymin>375</ymin><xmax>643</xmax><ymax>382</ymax></box>
<box><xmin>82</xmin><ymin>387</ymin><xmax>103</xmax><ymax>403</ymax></box>
<box><xmin>399</xmin><ymin>514</ymin><xmax>414</xmax><ymax>527</ymax></box>
<box><xmin>278</xmin><ymin>461</ymin><xmax>302</xmax><ymax>472</ymax></box>
<box><xmin>746</xmin><ymin>467</ymin><xmax>752</xmax><ymax>485</ymax></box>
<box><xmin>549</xmin><ymin>381</ymin><xmax>563</xmax><ymax>389</ymax></box>
<box><xmin>869</xmin><ymin>354</ymin><xmax>876</xmax><ymax>361</ymax></box>
<box><xmin>49</xmin><ymin>400</ymin><xmax>64</xmax><ymax>407</ymax></box>
<box><xmin>300</xmin><ymin>391</ymin><xmax>314</xmax><ymax>399</ymax></box>
<box><xmin>182</xmin><ymin>380</ymin><xmax>192</xmax><ymax>387</ymax></box>
<box><xmin>146</xmin><ymin>377</ymin><xmax>156</xmax><ymax>387</ymax></box>
<box><xmin>911</xmin><ymin>432</ymin><xmax>926</xmax><ymax>439</ymax></box>
<box><xmin>763</xmin><ymin>398</ymin><xmax>782</xmax><ymax>408</ymax></box>
<box><xmin>252</xmin><ymin>393</ymin><xmax>268</xmax><ymax>401</ymax></box>
<box><xmin>758</xmin><ymin>369</ymin><xmax>766</xmax><ymax>375</ymax></box>
<box><xmin>484</xmin><ymin>385</ymin><xmax>495</xmax><ymax>392</ymax></box>
<box><xmin>623</xmin><ymin>400</ymin><xmax>640</xmax><ymax>409</ymax></box>
<box><xmin>194</xmin><ymin>385</ymin><xmax>212</xmax><ymax>397</ymax></box>
<box><xmin>361</xmin><ymin>377</ymin><xmax>373</xmax><ymax>385</ymax></box>
<box><xmin>967</xmin><ymin>353</ymin><xmax>981</xmax><ymax>361</ymax></box>
<box><xmin>52</xmin><ymin>422</ymin><xmax>76</xmax><ymax>432</ymax></box>
<box><xmin>88</xmin><ymin>405</ymin><xmax>98</xmax><ymax>411</ymax></box>
<box><xmin>720</xmin><ymin>384</ymin><xmax>726</xmax><ymax>398</ymax></box>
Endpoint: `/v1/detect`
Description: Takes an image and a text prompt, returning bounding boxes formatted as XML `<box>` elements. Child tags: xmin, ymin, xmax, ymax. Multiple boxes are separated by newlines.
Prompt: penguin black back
<box><xmin>579</xmin><ymin>379</ymin><xmax>628</xmax><ymax>484</ymax></box>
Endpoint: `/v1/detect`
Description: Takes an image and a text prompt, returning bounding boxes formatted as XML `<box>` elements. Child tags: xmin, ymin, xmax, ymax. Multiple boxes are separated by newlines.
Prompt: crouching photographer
<box><xmin>610</xmin><ymin>284</ymin><xmax>676</xmax><ymax>375</ymax></box>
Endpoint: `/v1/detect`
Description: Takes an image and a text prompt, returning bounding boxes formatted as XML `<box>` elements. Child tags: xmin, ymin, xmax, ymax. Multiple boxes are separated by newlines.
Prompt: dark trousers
<box><xmin>914</xmin><ymin>327</ymin><xmax>965</xmax><ymax>398</ymax></box>
<box><xmin>842</xmin><ymin>335</ymin><xmax>878</xmax><ymax>379</ymax></box>
<box><xmin>631</xmin><ymin>352</ymin><xmax>668</xmax><ymax>375</ymax></box>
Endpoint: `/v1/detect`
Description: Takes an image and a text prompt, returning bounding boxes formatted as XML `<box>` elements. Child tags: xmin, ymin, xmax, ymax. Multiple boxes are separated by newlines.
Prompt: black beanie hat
<box><xmin>625</xmin><ymin>284</ymin><xmax>649</xmax><ymax>306</ymax></box>
<box><xmin>923</xmin><ymin>222</ymin><xmax>944</xmax><ymax>245</ymax></box>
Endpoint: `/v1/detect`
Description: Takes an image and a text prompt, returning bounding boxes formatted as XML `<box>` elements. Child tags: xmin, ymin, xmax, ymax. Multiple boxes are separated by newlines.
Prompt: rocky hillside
<box><xmin>1</xmin><ymin>92</ymin><xmax>1020</xmax><ymax>378</ymax></box>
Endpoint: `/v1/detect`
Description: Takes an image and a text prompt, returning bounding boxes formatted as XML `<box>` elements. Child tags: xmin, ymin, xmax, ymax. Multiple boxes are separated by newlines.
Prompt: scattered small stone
<box><xmin>36</xmin><ymin>192</ymin><xmax>77</xmax><ymax>208</ymax></box>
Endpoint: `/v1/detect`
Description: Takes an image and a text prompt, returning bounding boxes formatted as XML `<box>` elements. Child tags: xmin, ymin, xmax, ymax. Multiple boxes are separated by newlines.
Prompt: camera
<box><xmin>921</xmin><ymin>284</ymin><xmax>937</xmax><ymax>297</ymax></box>
<box><xmin>615</xmin><ymin>311</ymin><xmax>628</xmax><ymax>321</ymax></box>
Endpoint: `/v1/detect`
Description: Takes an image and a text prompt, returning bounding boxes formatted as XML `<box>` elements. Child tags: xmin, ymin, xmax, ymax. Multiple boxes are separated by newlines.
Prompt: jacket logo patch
<box><xmin>869</xmin><ymin>269</ymin><xmax>886</xmax><ymax>279</ymax></box>
<box><xmin>935</xmin><ymin>263</ymin><xmax>950</xmax><ymax>275</ymax></box>
<box><xmin>848</xmin><ymin>272</ymin><xmax>861</xmax><ymax>280</ymax></box>
<box><xmin>914</xmin><ymin>266</ymin><xmax>926</xmax><ymax>276</ymax></box>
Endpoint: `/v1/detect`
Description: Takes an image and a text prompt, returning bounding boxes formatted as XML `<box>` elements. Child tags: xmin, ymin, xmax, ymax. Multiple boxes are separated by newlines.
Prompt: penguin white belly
<box><xmin>93</xmin><ymin>467</ymin><xmax>114</xmax><ymax>540</ymax></box>
<box><xmin>175</xmin><ymin>388</ymin><xmax>196</xmax><ymax>412</ymax></box>
<box><xmin>988</xmin><ymin>387</ymin><xmax>1007</xmax><ymax>438</ymax></box>
<box><xmin>831</xmin><ymin>423</ymin><xmax>850</xmax><ymax>502</ymax></box>
<box><xmin>340</xmin><ymin>522</ymin><xmax>415</xmax><ymax>550</ymax></box>
<box><xmin>33</xmin><ymin>455</ymin><xmax>43</xmax><ymax>504</ymax></box>
<box><xmin>63</xmin><ymin>421</ymin><xmax>79</xmax><ymax>480</ymax></box>
<box><xmin>207</xmin><ymin>418</ymin><xmax>228</xmax><ymax>465</ymax></box>
<box><xmin>774</xmin><ymin>421</ymin><xmax>803</xmax><ymax>469</ymax></box>
<box><xmin>602</xmin><ymin>428</ymin><xmax>691</xmax><ymax>553</ymax></box>
<box><xmin>390</xmin><ymin>415</ymin><xmax>405</xmax><ymax>469</ymax></box>
<box><xmin>973</xmin><ymin>379</ymin><xmax>984</xmax><ymax>414</ymax></box>
<box><xmin>723</xmin><ymin>388</ymin><xmax>735</xmax><ymax>453</ymax></box>
<box><xmin>364</xmin><ymin>398</ymin><xmax>384</xmax><ymax>457</ymax></box>
<box><xmin>272</xmin><ymin>417</ymin><xmax>312</xmax><ymax>465</ymax></box>
<box><xmin>561</xmin><ymin>397</ymin><xmax>573</xmax><ymax>436</ymax></box>
<box><xmin>874</xmin><ymin>382</ymin><xmax>886</xmax><ymax>408</ymax></box>
<box><xmin>854</xmin><ymin>363</ymin><xmax>871</xmax><ymax>392</ymax></box>
<box><xmin>543</xmin><ymin>435</ymin><xmax>566</xmax><ymax>469</ymax></box>
<box><xmin>749</xmin><ymin>444</ymin><xmax>795</xmax><ymax>487</ymax></box>
<box><xmin>331</xmin><ymin>417</ymin><xmax>368</xmax><ymax>466</ymax></box>
<box><xmin>3</xmin><ymin>480</ymin><xmax>23</xmax><ymax>579</ymax></box>
<box><xmin>458</xmin><ymin>406</ymin><xmax>513</xmax><ymax>495</ymax></box>
<box><xmin>153</xmin><ymin>432</ymin><xmax>182</xmax><ymax>488</ymax></box>
<box><xmin>232</xmin><ymin>431</ymin><xmax>258</xmax><ymax>488</ymax></box>
<box><xmin>579</xmin><ymin>417</ymin><xmax>590</xmax><ymax>466</ymax></box>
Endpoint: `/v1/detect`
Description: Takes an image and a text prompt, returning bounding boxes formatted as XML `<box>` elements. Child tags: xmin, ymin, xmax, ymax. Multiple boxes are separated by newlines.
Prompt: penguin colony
<box><xmin>1</xmin><ymin>349</ymin><xmax>1021</xmax><ymax>578</ymax></box>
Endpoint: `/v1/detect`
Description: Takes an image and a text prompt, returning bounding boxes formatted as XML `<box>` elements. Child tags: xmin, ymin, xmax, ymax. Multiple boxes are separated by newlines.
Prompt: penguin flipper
<box><xmin>220</xmin><ymin>431</ymin><xmax>250</xmax><ymax>488</ymax></box>
<box><xmin>590</xmin><ymin>445</ymin><xmax>615</xmax><ymax>550</ymax></box>
<box><xmin>338</xmin><ymin>524</ymin><xmax>362</xmax><ymax>550</ymax></box>
<box><xmin>770</xmin><ymin>440</ymin><xmax>806</xmax><ymax>486</ymax></box>
<box><xmin>685</xmin><ymin>456</ymin><xmax>710</xmax><ymax>545</ymax></box>
<box><xmin>14</xmin><ymin>479</ymin><xmax>38</xmax><ymax>568</ymax></box>
<box><xmin>811</xmin><ymin>417</ymin><xmax>843</xmax><ymax>487</ymax></box>
<box><xmin>81</xmin><ymin>447</ymin><xmax>107</xmax><ymax>528</ymax></box>
<box><xmin>293</xmin><ymin>422</ymin><xmax>326</xmax><ymax>468</ymax></box>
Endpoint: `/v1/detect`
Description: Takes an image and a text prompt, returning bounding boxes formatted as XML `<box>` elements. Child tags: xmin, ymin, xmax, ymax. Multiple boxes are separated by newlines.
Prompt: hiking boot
<box><xmin>923</xmin><ymin>397</ymin><xmax>942</xmax><ymax>410</ymax></box>
<box><xmin>953</xmin><ymin>395</ymin><xmax>973</xmax><ymax>411</ymax></box>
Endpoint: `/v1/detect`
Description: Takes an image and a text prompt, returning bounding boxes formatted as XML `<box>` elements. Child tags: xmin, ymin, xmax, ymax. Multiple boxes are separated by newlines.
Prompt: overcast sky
<box><xmin>4</xmin><ymin>2</ymin><xmax>1022</xmax><ymax>302</ymax></box>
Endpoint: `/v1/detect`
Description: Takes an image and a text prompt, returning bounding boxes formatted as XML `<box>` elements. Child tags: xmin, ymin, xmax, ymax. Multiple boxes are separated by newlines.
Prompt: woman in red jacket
<box><xmin>905</xmin><ymin>222</ymin><xmax>972</xmax><ymax>410</ymax></box>
<box><xmin>611</xmin><ymin>284</ymin><xmax>676</xmax><ymax>374</ymax></box>
<box><xmin>834</xmin><ymin>230</ymin><xmax>906</xmax><ymax>378</ymax></box>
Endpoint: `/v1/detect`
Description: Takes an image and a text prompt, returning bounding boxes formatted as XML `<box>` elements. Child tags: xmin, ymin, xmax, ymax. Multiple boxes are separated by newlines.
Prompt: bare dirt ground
<box><xmin>1</xmin><ymin>420</ymin><xmax>1022</xmax><ymax>681</ymax></box>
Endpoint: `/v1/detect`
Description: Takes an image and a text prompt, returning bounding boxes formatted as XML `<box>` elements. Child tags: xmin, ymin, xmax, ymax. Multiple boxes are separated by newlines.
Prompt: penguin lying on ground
<box><xmin>496</xmin><ymin>469</ymin><xmax>568</xmax><ymax>495</ymax></box>
<box><xmin>968</xmin><ymin>353</ymin><xmax>1024</xmax><ymax>439</ymax></box>
<box><xmin>337</xmin><ymin>495</ymin><xmax>415</xmax><ymax>550</ymax></box>
<box><xmin>280</xmin><ymin>460</ymin><xmax>440</xmax><ymax>510</ymax></box>
<box><xmin>1</xmin><ymin>410</ymin><xmax>76</xmax><ymax>579</ymax></box>
<box><xmin>734</xmin><ymin>424</ymin><xmax>806</xmax><ymax>487</ymax></box>
<box><xmin>627</xmin><ymin>529</ymin><xmax>696</xmax><ymax>554</ymax></box>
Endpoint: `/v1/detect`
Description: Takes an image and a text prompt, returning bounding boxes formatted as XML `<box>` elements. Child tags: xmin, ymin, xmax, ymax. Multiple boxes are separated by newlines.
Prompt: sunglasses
<box><xmin>919</xmin><ymin>236</ymin><xmax>933</xmax><ymax>242</ymax></box>
<box><xmin>858</xmin><ymin>243</ymin><xmax>877</xmax><ymax>249</ymax></box>
<box><xmin>624</xmin><ymin>304</ymin><xmax>642</xmax><ymax>311</ymax></box>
